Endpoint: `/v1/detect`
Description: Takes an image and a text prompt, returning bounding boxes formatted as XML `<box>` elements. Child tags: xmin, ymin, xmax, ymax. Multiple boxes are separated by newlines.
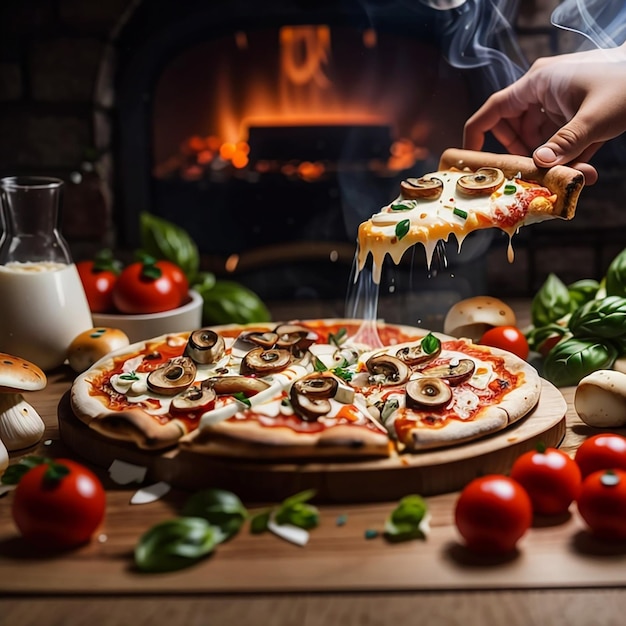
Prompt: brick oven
<box><xmin>1</xmin><ymin>0</ymin><xmax>625</xmax><ymax>309</ymax></box>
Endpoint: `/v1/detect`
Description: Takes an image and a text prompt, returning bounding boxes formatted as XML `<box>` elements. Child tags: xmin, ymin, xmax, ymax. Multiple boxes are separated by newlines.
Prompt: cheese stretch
<box><xmin>357</xmin><ymin>169</ymin><xmax>555</xmax><ymax>283</ymax></box>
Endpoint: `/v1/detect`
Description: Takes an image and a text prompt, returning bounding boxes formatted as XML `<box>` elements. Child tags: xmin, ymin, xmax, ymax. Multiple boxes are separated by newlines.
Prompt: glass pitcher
<box><xmin>0</xmin><ymin>176</ymin><xmax>93</xmax><ymax>370</ymax></box>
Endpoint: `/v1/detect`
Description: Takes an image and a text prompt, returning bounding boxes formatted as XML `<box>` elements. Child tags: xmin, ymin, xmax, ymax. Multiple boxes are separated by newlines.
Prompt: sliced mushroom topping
<box><xmin>456</xmin><ymin>167</ymin><xmax>505</xmax><ymax>196</ymax></box>
<box><xmin>274</xmin><ymin>323</ymin><xmax>317</xmax><ymax>350</ymax></box>
<box><xmin>171</xmin><ymin>385</ymin><xmax>216</xmax><ymax>412</ymax></box>
<box><xmin>184</xmin><ymin>329</ymin><xmax>226</xmax><ymax>364</ymax></box>
<box><xmin>205</xmin><ymin>375</ymin><xmax>270</xmax><ymax>396</ymax></box>
<box><xmin>366</xmin><ymin>354</ymin><xmax>411</xmax><ymax>386</ymax></box>
<box><xmin>240</xmin><ymin>347</ymin><xmax>292</xmax><ymax>375</ymax></box>
<box><xmin>422</xmin><ymin>358</ymin><xmax>476</xmax><ymax>386</ymax></box>
<box><xmin>245</xmin><ymin>331</ymin><xmax>279</xmax><ymax>349</ymax></box>
<box><xmin>396</xmin><ymin>342</ymin><xmax>442</xmax><ymax>368</ymax></box>
<box><xmin>147</xmin><ymin>356</ymin><xmax>197</xmax><ymax>396</ymax></box>
<box><xmin>400</xmin><ymin>176</ymin><xmax>444</xmax><ymax>200</ymax></box>
<box><xmin>289</xmin><ymin>386</ymin><xmax>332</xmax><ymax>422</ymax></box>
<box><xmin>293</xmin><ymin>373</ymin><xmax>339</xmax><ymax>399</ymax></box>
<box><xmin>405</xmin><ymin>378</ymin><xmax>452</xmax><ymax>409</ymax></box>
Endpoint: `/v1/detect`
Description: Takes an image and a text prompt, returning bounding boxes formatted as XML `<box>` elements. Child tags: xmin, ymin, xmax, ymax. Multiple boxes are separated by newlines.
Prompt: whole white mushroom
<box><xmin>0</xmin><ymin>353</ymin><xmax>47</xmax><ymax>464</ymax></box>
<box><xmin>574</xmin><ymin>369</ymin><xmax>626</xmax><ymax>428</ymax></box>
<box><xmin>443</xmin><ymin>296</ymin><xmax>517</xmax><ymax>342</ymax></box>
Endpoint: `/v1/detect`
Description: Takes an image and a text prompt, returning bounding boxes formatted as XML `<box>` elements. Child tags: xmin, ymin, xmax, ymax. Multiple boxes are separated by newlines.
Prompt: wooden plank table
<box><xmin>3</xmin><ymin>315</ymin><xmax>626</xmax><ymax>624</ymax></box>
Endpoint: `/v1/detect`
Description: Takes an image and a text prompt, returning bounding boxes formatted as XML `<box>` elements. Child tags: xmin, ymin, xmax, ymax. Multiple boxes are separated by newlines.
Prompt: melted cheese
<box><xmin>357</xmin><ymin>170</ymin><xmax>554</xmax><ymax>283</ymax></box>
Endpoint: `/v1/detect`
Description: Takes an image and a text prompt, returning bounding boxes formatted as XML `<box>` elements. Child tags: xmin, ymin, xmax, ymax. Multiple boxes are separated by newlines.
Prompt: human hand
<box><xmin>463</xmin><ymin>44</ymin><xmax>626</xmax><ymax>184</ymax></box>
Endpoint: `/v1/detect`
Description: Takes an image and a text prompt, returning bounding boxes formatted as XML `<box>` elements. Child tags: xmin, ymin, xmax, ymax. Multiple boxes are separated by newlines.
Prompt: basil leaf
<box><xmin>568</xmin><ymin>279</ymin><xmax>600</xmax><ymax>307</ymax></box>
<box><xmin>181</xmin><ymin>489</ymin><xmax>248</xmax><ymax>540</ymax></box>
<box><xmin>250</xmin><ymin>510</ymin><xmax>271</xmax><ymax>534</ymax></box>
<box><xmin>543</xmin><ymin>337</ymin><xmax>618</xmax><ymax>387</ymax></box>
<box><xmin>395</xmin><ymin>219</ymin><xmax>410</xmax><ymax>240</ymax></box>
<box><xmin>194</xmin><ymin>280</ymin><xmax>270</xmax><ymax>325</ymax></box>
<box><xmin>384</xmin><ymin>495</ymin><xmax>428</xmax><ymax>542</ymax></box>
<box><xmin>605</xmin><ymin>247</ymin><xmax>626</xmax><ymax>298</ymax></box>
<box><xmin>1</xmin><ymin>456</ymin><xmax>51</xmax><ymax>485</ymax></box>
<box><xmin>135</xmin><ymin>517</ymin><xmax>223</xmax><ymax>572</ymax></box>
<box><xmin>421</xmin><ymin>332</ymin><xmax>440</xmax><ymax>355</ymax></box>
<box><xmin>274</xmin><ymin>489</ymin><xmax>319</xmax><ymax>530</ymax></box>
<box><xmin>531</xmin><ymin>273</ymin><xmax>574</xmax><ymax>327</ymax></box>
<box><xmin>568</xmin><ymin>296</ymin><xmax>626</xmax><ymax>340</ymax></box>
<box><xmin>140</xmin><ymin>212</ymin><xmax>200</xmax><ymax>281</ymax></box>
<box><xmin>525</xmin><ymin>324</ymin><xmax>568</xmax><ymax>354</ymax></box>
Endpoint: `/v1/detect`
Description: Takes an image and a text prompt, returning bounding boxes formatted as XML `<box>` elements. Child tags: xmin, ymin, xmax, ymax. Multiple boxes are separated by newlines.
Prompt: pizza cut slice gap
<box><xmin>357</xmin><ymin>148</ymin><xmax>585</xmax><ymax>282</ymax></box>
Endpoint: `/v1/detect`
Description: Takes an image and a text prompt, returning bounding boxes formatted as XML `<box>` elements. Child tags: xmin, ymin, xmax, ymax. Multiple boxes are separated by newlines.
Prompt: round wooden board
<box><xmin>58</xmin><ymin>379</ymin><xmax>567</xmax><ymax>503</ymax></box>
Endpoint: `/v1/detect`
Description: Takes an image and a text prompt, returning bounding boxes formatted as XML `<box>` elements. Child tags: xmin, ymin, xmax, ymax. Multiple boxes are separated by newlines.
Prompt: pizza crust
<box><xmin>438</xmin><ymin>148</ymin><xmax>584</xmax><ymax>220</ymax></box>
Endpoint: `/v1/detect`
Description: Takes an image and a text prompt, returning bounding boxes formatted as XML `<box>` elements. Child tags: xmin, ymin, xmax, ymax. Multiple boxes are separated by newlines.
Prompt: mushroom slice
<box><xmin>147</xmin><ymin>357</ymin><xmax>197</xmax><ymax>396</ymax></box>
<box><xmin>396</xmin><ymin>342</ymin><xmax>441</xmax><ymax>368</ymax></box>
<box><xmin>366</xmin><ymin>354</ymin><xmax>411</xmax><ymax>386</ymax></box>
<box><xmin>240</xmin><ymin>347</ymin><xmax>292</xmax><ymax>375</ymax></box>
<box><xmin>245</xmin><ymin>331</ymin><xmax>279</xmax><ymax>349</ymax></box>
<box><xmin>293</xmin><ymin>372</ymin><xmax>339</xmax><ymax>399</ymax></box>
<box><xmin>274</xmin><ymin>324</ymin><xmax>317</xmax><ymax>350</ymax></box>
<box><xmin>400</xmin><ymin>176</ymin><xmax>443</xmax><ymax>200</ymax></box>
<box><xmin>456</xmin><ymin>167</ymin><xmax>505</xmax><ymax>196</ymax></box>
<box><xmin>289</xmin><ymin>388</ymin><xmax>331</xmax><ymax>422</ymax></box>
<box><xmin>184</xmin><ymin>329</ymin><xmax>226</xmax><ymax>364</ymax></box>
<box><xmin>206</xmin><ymin>375</ymin><xmax>270</xmax><ymax>396</ymax></box>
<box><xmin>171</xmin><ymin>385</ymin><xmax>216</xmax><ymax>412</ymax></box>
<box><xmin>422</xmin><ymin>358</ymin><xmax>475</xmax><ymax>386</ymax></box>
<box><xmin>405</xmin><ymin>378</ymin><xmax>452</xmax><ymax>409</ymax></box>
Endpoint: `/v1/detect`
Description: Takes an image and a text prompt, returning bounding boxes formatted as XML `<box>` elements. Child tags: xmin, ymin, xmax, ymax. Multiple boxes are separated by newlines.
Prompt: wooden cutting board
<box><xmin>57</xmin><ymin>379</ymin><xmax>566</xmax><ymax>503</ymax></box>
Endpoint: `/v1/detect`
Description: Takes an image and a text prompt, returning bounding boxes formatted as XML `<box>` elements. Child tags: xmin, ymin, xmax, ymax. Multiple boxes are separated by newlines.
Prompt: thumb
<box><xmin>533</xmin><ymin>117</ymin><xmax>592</xmax><ymax>168</ymax></box>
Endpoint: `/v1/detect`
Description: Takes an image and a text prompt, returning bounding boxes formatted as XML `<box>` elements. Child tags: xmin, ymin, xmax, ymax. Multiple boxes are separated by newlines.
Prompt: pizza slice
<box><xmin>357</xmin><ymin>148</ymin><xmax>585</xmax><ymax>282</ymax></box>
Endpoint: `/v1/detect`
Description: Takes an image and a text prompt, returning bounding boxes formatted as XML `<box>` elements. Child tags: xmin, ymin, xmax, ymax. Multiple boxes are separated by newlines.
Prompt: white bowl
<box><xmin>92</xmin><ymin>290</ymin><xmax>204</xmax><ymax>343</ymax></box>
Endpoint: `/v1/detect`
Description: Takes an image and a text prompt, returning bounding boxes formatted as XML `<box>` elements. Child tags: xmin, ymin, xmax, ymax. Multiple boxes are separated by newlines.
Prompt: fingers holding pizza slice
<box><xmin>357</xmin><ymin>148</ymin><xmax>585</xmax><ymax>282</ymax></box>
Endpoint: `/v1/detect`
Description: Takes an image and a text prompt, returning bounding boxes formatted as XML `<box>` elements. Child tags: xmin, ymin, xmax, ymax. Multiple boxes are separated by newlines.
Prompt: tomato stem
<box><xmin>43</xmin><ymin>462</ymin><xmax>71</xmax><ymax>485</ymax></box>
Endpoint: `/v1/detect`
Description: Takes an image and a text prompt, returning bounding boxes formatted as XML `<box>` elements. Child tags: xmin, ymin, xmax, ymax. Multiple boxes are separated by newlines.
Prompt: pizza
<box><xmin>357</xmin><ymin>148</ymin><xmax>585</xmax><ymax>282</ymax></box>
<box><xmin>69</xmin><ymin>319</ymin><xmax>541</xmax><ymax>460</ymax></box>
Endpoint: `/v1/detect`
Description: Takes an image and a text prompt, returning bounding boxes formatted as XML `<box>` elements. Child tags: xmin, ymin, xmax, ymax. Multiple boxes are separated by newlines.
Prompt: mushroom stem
<box><xmin>0</xmin><ymin>392</ymin><xmax>45</xmax><ymax>451</ymax></box>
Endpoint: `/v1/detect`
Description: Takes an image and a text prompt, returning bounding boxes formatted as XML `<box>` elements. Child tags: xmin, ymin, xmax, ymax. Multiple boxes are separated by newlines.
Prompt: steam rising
<box><xmin>552</xmin><ymin>0</ymin><xmax>626</xmax><ymax>49</ymax></box>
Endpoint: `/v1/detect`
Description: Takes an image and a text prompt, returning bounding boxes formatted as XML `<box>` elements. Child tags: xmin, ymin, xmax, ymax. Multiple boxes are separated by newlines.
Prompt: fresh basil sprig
<box><xmin>181</xmin><ymin>488</ymin><xmax>248</xmax><ymax>540</ymax></box>
<box><xmin>383</xmin><ymin>494</ymin><xmax>429</xmax><ymax>543</ymax></box>
<box><xmin>421</xmin><ymin>332</ymin><xmax>440</xmax><ymax>355</ymax></box>
<box><xmin>542</xmin><ymin>337</ymin><xmax>618</xmax><ymax>387</ymax></box>
<box><xmin>134</xmin><ymin>517</ymin><xmax>224</xmax><ymax>573</ymax></box>
<box><xmin>606</xmin><ymin>247</ymin><xmax>626</xmax><ymax>298</ymax></box>
<box><xmin>568</xmin><ymin>296</ymin><xmax>626</xmax><ymax>339</ymax></box>
<box><xmin>567</xmin><ymin>279</ymin><xmax>600</xmax><ymax>307</ymax></box>
<box><xmin>531</xmin><ymin>273</ymin><xmax>575</xmax><ymax>327</ymax></box>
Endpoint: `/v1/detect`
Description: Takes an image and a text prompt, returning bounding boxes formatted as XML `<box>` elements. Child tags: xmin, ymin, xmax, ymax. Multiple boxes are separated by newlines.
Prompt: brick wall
<box><xmin>0</xmin><ymin>0</ymin><xmax>623</xmax><ymax>295</ymax></box>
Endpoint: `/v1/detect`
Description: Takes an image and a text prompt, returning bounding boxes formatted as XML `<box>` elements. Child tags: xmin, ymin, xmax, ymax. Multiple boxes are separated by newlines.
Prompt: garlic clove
<box><xmin>0</xmin><ymin>393</ymin><xmax>45</xmax><ymax>451</ymax></box>
<box><xmin>0</xmin><ymin>437</ymin><xmax>8</xmax><ymax>474</ymax></box>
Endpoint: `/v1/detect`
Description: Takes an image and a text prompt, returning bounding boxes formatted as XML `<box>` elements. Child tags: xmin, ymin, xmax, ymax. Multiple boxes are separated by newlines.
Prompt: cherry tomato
<box><xmin>76</xmin><ymin>260</ymin><xmax>118</xmax><ymax>313</ymax></box>
<box><xmin>577</xmin><ymin>469</ymin><xmax>626</xmax><ymax>540</ymax></box>
<box><xmin>454</xmin><ymin>475</ymin><xmax>532</xmax><ymax>553</ymax></box>
<box><xmin>156</xmin><ymin>259</ymin><xmax>189</xmax><ymax>302</ymax></box>
<box><xmin>479</xmin><ymin>325</ymin><xmax>529</xmax><ymax>360</ymax></box>
<box><xmin>112</xmin><ymin>260</ymin><xmax>184</xmax><ymax>314</ymax></box>
<box><xmin>510</xmin><ymin>446</ymin><xmax>582</xmax><ymax>515</ymax></box>
<box><xmin>574</xmin><ymin>433</ymin><xmax>626</xmax><ymax>479</ymax></box>
<box><xmin>12</xmin><ymin>459</ymin><xmax>106</xmax><ymax>549</ymax></box>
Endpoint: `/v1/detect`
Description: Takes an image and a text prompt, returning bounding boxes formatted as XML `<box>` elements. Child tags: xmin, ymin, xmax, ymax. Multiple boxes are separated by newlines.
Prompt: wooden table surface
<box><xmin>3</xmin><ymin>311</ymin><xmax>626</xmax><ymax>625</ymax></box>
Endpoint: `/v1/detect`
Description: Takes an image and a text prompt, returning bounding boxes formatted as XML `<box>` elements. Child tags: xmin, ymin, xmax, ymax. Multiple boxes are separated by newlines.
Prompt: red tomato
<box><xmin>157</xmin><ymin>259</ymin><xmax>189</xmax><ymax>301</ymax></box>
<box><xmin>479</xmin><ymin>326</ymin><xmax>529</xmax><ymax>360</ymax></box>
<box><xmin>454</xmin><ymin>475</ymin><xmax>532</xmax><ymax>553</ymax></box>
<box><xmin>12</xmin><ymin>459</ymin><xmax>106</xmax><ymax>549</ymax></box>
<box><xmin>112</xmin><ymin>260</ymin><xmax>184</xmax><ymax>314</ymax></box>
<box><xmin>575</xmin><ymin>434</ymin><xmax>626</xmax><ymax>479</ymax></box>
<box><xmin>577</xmin><ymin>469</ymin><xmax>626</xmax><ymax>540</ymax></box>
<box><xmin>510</xmin><ymin>447</ymin><xmax>582</xmax><ymax>515</ymax></box>
<box><xmin>76</xmin><ymin>260</ymin><xmax>118</xmax><ymax>313</ymax></box>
